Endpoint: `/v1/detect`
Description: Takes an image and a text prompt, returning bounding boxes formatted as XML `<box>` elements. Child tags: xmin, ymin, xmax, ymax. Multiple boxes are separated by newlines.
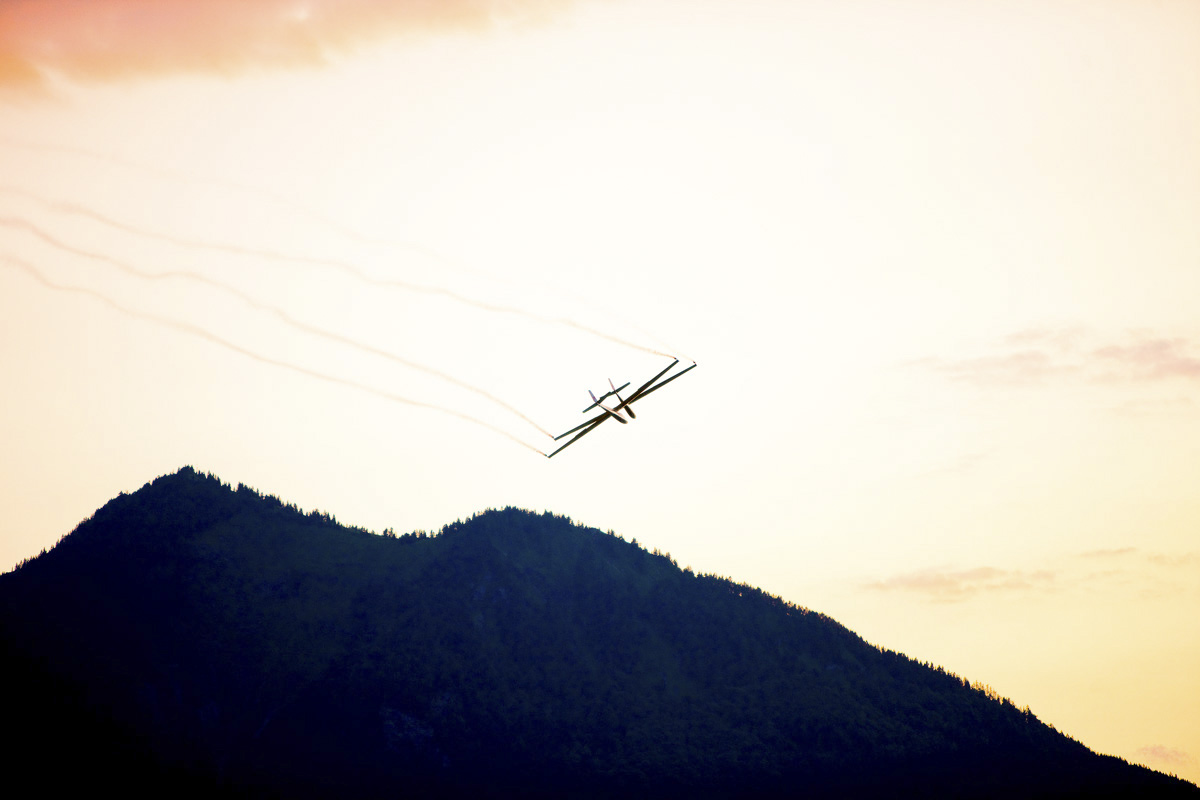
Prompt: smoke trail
<box><xmin>0</xmin><ymin>214</ymin><xmax>552</xmax><ymax>438</ymax></box>
<box><xmin>0</xmin><ymin>137</ymin><xmax>393</xmax><ymax>247</ymax></box>
<box><xmin>1</xmin><ymin>254</ymin><xmax>548</xmax><ymax>457</ymax></box>
<box><xmin>0</xmin><ymin>179</ymin><xmax>673</xmax><ymax>358</ymax></box>
<box><xmin>0</xmin><ymin>139</ymin><xmax>499</xmax><ymax>282</ymax></box>
<box><xmin>0</xmin><ymin>186</ymin><xmax>439</xmax><ymax>275</ymax></box>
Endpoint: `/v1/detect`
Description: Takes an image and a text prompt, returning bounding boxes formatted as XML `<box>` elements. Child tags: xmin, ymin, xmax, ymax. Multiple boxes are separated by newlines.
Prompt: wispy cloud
<box><xmin>1135</xmin><ymin>744</ymin><xmax>1193</xmax><ymax>769</ymax></box>
<box><xmin>1001</xmin><ymin>326</ymin><xmax>1088</xmax><ymax>351</ymax></box>
<box><xmin>1093</xmin><ymin>337</ymin><xmax>1200</xmax><ymax>382</ymax></box>
<box><xmin>1073</xmin><ymin>548</ymin><xmax>1200</xmax><ymax>601</ymax></box>
<box><xmin>923</xmin><ymin>328</ymin><xmax>1200</xmax><ymax>390</ymax></box>
<box><xmin>0</xmin><ymin>0</ymin><xmax>571</xmax><ymax>91</ymax></box>
<box><xmin>1078</xmin><ymin>547</ymin><xmax>1138</xmax><ymax>559</ymax></box>
<box><xmin>865</xmin><ymin>566</ymin><xmax>1056</xmax><ymax>602</ymax></box>
<box><xmin>1076</xmin><ymin>547</ymin><xmax>1199</xmax><ymax>570</ymax></box>
<box><xmin>924</xmin><ymin>349</ymin><xmax>1078</xmax><ymax>386</ymax></box>
<box><xmin>871</xmin><ymin>548</ymin><xmax>1198</xmax><ymax>605</ymax></box>
<box><xmin>1145</xmin><ymin>551</ymin><xmax>1200</xmax><ymax>569</ymax></box>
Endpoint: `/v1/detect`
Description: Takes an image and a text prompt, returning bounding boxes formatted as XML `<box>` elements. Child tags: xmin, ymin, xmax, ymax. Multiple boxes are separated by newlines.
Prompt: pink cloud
<box><xmin>923</xmin><ymin>329</ymin><xmax>1200</xmax><ymax>388</ymax></box>
<box><xmin>1135</xmin><ymin>744</ymin><xmax>1193</xmax><ymax>768</ymax></box>
<box><xmin>1093</xmin><ymin>337</ymin><xmax>1200</xmax><ymax>381</ymax></box>
<box><xmin>0</xmin><ymin>0</ymin><xmax>570</xmax><ymax>90</ymax></box>
<box><xmin>866</xmin><ymin>566</ymin><xmax>1056</xmax><ymax>602</ymax></box>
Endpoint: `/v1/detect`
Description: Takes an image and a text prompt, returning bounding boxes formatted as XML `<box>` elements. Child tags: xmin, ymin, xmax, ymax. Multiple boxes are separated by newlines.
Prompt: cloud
<box><xmin>865</xmin><ymin>566</ymin><xmax>1056</xmax><ymax>602</ymax></box>
<box><xmin>1073</xmin><ymin>548</ymin><xmax>1200</xmax><ymax>600</ymax></box>
<box><xmin>870</xmin><ymin>548</ymin><xmax>1197</xmax><ymax>605</ymax></box>
<box><xmin>0</xmin><ymin>0</ymin><xmax>570</xmax><ymax>90</ymax></box>
<box><xmin>1002</xmin><ymin>326</ymin><xmax>1088</xmax><ymax>351</ymax></box>
<box><xmin>1145</xmin><ymin>551</ymin><xmax>1200</xmax><ymax>569</ymax></box>
<box><xmin>1076</xmin><ymin>547</ymin><xmax>1199</xmax><ymax>569</ymax></box>
<box><xmin>1093</xmin><ymin>337</ymin><xmax>1200</xmax><ymax>382</ymax></box>
<box><xmin>923</xmin><ymin>349</ymin><xmax>1078</xmax><ymax>386</ymax></box>
<box><xmin>923</xmin><ymin>328</ymin><xmax>1200</xmax><ymax>389</ymax></box>
<box><xmin>1077</xmin><ymin>547</ymin><xmax>1138</xmax><ymax>559</ymax></box>
<box><xmin>1135</xmin><ymin>744</ymin><xmax>1193</xmax><ymax>768</ymax></box>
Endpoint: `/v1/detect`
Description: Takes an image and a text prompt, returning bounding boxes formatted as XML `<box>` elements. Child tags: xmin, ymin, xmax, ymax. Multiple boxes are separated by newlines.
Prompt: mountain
<box><xmin>2</xmin><ymin>467</ymin><xmax>1195</xmax><ymax>798</ymax></box>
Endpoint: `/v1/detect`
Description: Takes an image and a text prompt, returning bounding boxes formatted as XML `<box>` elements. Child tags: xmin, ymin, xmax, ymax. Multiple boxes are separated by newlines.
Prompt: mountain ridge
<box><xmin>2</xmin><ymin>466</ymin><xmax>1195</xmax><ymax>798</ymax></box>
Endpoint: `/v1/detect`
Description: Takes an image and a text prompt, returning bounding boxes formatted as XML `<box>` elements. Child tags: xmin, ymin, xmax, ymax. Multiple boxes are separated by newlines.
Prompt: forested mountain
<box><xmin>2</xmin><ymin>467</ymin><xmax>1194</xmax><ymax>798</ymax></box>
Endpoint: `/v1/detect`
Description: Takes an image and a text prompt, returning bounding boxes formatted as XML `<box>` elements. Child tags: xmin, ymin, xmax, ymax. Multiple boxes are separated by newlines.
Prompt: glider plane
<box><xmin>546</xmin><ymin>358</ymin><xmax>697</xmax><ymax>458</ymax></box>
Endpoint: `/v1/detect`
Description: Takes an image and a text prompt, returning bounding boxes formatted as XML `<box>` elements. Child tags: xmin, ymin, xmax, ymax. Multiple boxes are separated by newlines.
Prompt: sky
<box><xmin>2</xmin><ymin>0</ymin><xmax>1198</xmax><ymax>784</ymax></box>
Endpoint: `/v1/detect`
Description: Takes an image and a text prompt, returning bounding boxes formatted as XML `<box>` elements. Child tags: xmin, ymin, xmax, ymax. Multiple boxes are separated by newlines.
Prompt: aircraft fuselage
<box><xmin>589</xmin><ymin>391</ymin><xmax>630</xmax><ymax>423</ymax></box>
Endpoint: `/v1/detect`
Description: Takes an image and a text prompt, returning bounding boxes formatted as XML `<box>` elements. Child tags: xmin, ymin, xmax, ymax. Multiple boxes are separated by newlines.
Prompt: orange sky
<box><xmin>2</xmin><ymin>0</ymin><xmax>1198</xmax><ymax>785</ymax></box>
<box><xmin>0</xmin><ymin>0</ymin><xmax>565</xmax><ymax>88</ymax></box>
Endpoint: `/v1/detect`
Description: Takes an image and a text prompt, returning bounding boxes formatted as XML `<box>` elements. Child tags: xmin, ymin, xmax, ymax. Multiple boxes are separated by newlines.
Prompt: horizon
<box><xmin>2</xmin><ymin>0</ymin><xmax>1197</xmax><ymax>784</ymax></box>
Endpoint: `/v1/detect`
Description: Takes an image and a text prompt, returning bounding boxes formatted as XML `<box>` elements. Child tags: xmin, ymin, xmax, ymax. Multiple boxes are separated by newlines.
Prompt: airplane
<box><xmin>588</xmin><ymin>380</ymin><xmax>633</xmax><ymax>424</ymax></box>
<box><xmin>546</xmin><ymin>358</ymin><xmax>697</xmax><ymax>458</ymax></box>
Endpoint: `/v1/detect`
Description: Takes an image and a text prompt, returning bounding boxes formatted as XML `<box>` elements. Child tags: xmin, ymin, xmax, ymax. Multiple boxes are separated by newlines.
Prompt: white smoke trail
<box><xmin>0</xmin><ymin>214</ymin><xmax>553</xmax><ymax>438</ymax></box>
<box><xmin>0</xmin><ymin>173</ymin><xmax>674</xmax><ymax>358</ymax></box>
<box><xmin>2</xmin><ymin>254</ymin><xmax>549</xmax><ymax>456</ymax></box>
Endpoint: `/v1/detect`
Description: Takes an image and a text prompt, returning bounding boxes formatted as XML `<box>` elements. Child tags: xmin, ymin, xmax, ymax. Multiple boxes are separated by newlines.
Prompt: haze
<box><xmin>1</xmin><ymin>0</ymin><xmax>1197</xmax><ymax>784</ymax></box>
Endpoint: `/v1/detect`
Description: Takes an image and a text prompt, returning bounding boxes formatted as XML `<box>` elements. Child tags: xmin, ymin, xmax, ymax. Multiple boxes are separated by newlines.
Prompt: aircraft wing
<box><xmin>546</xmin><ymin>413</ymin><xmax>611</xmax><ymax>458</ymax></box>
<box><xmin>581</xmin><ymin>381</ymin><xmax>631</xmax><ymax>413</ymax></box>
<box><xmin>553</xmin><ymin>412</ymin><xmax>610</xmax><ymax>441</ymax></box>
<box><xmin>618</xmin><ymin>360</ymin><xmax>696</xmax><ymax>409</ymax></box>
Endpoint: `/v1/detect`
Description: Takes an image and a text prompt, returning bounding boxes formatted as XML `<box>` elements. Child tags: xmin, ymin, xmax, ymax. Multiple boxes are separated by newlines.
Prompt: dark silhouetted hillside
<box><xmin>2</xmin><ymin>467</ymin><xmax>1195</xmax><ymax>798</ymax></box>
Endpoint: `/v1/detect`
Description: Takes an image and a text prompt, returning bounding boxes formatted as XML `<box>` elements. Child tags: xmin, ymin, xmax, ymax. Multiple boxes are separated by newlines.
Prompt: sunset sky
<box><xmin>2</xmin><ymin>0</ymin><xmax>1198</xmax><ymax>783</ymax></box>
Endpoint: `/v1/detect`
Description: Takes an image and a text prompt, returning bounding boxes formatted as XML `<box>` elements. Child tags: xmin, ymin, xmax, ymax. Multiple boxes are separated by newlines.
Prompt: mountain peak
<box><xmin>3</xmin><ymin>468</ymin><xmax>1195</xmax><ymax>798</ymax></box>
